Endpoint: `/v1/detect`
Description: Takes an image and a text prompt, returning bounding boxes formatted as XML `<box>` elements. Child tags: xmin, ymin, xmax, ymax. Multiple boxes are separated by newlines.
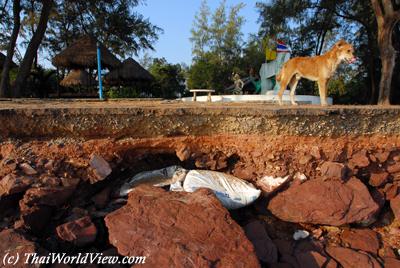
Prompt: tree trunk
<box><xmin>370</xmin><ymin>0</ymin><xmax>400</xmax><ymax>105</ymax></box>
<box><xmin>377</xmin><ymin>21</ymin><xmax>396</xmax><ymax>105</ymax></box>
<box><xmin>13</xmin><ymin>0</ymin><xmax>53</xmax><ymax>97</ymax></box>
<box><xmin>0</xmin><ymin>0</ymin><xmax>21</xmax><ymax>97</ymax></box>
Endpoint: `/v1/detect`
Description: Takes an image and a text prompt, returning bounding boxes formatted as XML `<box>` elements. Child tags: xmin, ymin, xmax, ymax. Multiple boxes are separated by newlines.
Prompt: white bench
<box><xmin>189</xmin><ymin>89</ymin><xmax>215</xmax><ymax>102</ymax></box>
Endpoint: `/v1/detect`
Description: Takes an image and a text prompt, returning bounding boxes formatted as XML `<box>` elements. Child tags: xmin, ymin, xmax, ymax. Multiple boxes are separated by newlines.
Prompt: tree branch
<box><xmin>383</xmin><ymin>0</ymin><xmax>394</xmax><ymax>15</ymax></box>
<box><xmin>371</xmin><ymin>0</ymin><xmax>384</xmax><ymax>25</ymax></box>
<box><xmin>0</xmin><ymin>0</ymin><xmax>10</xmax><ymax>18</ymax></box>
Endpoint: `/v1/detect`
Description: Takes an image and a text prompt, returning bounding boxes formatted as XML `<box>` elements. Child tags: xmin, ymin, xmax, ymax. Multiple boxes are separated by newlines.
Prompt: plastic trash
<box><xmin>293</xmin><ymin>230</ymin><xmax>310</xmax><ymax>240</ymax></box>
<box><xmin>294</xmin><ymin>172</ymin><xmax>307</xmax><ymax>182</ymax></box>
<box><xmin>119</xmin><ymin>167</ymin><xmax>261</xmax><ymax>210</ymax></box>
<box><xmin>256</xmin><ymin>175</ymin><xmax>290</xmax><ymax>196</ymax></box>
<box><xmin>183</xmin><ymin>170</ymin><xmax>261</xmax><ymax>210</ymax></box>
<box><xmin>119</xmin><ymin>165</ymin><xmax>188</xmax><ymax>196</ymax></box>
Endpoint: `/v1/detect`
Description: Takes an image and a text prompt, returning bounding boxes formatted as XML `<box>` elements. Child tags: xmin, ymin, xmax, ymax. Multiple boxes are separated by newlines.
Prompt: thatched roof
<box><xmin>60</xmin><ymin>69</ymin><xmax>96</xmax><ymax>87</ymax></box>
<box><xmin>0</xmin><ymin>52</ymin><xmax>17</xmax><ymax>69</ymax></box>
<box><xmin>104</xmin><ymin>58</ymin><xmax>153</xmax><ymax>85</ymax></box>
<box><xmin>52</xmin><ymin>35</ymin><xmax>121</xmax><ymax>69</ymax></box>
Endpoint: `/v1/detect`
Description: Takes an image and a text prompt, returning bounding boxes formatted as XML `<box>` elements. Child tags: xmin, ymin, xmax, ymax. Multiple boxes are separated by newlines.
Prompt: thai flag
<box><xmin>276</xmin><ymin>41</ymin><xmax>290</xmax><ymax>53</ymax></box>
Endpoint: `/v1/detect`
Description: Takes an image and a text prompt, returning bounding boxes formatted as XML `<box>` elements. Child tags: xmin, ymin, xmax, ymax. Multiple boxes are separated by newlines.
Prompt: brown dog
<box><xmin>276</xmin><ymin>40</ymin><xmax>355</xmax><ymax>106</ymax></box>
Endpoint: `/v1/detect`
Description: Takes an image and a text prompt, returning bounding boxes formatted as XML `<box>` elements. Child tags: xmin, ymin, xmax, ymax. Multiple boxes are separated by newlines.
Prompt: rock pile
<box><xmin>0</xmin><ymin>136</ymin><xmax>399</xmax><ymax>267</ymax></box>
<box><xmin>105</xmin><ymin>185</ymin><xmax>260</xmax><ymax>267</ymax></box>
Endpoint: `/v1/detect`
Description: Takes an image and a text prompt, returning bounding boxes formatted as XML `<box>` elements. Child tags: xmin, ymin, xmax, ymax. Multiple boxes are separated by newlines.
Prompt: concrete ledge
<box><xmin>0</xmin><ymin>100</ymin><xmax>400</xmax><ymax>139</ymax></box>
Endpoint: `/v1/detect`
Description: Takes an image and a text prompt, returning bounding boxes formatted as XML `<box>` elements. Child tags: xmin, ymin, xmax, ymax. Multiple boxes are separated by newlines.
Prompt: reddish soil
<box><xmin>0</xmin><ymin>134</ymin><xmax>400</xmax><ymax>267</ymax></box>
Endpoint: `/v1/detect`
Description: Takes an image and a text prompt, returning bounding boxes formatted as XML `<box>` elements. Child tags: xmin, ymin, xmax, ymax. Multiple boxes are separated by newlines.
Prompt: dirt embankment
<box><xmin>1</xmin><ymin>100</ymin><xmax>400</xmax><ymax>138</ymax></box>
<box><xmin>1</xmin><ymin>100</ymin><xmax>400</xmax><ymax>267</ymax></box>
<box><xmin>0</xmin><ymin>134</ymin><xmax>399</xmax><ymax>267</ymax></box>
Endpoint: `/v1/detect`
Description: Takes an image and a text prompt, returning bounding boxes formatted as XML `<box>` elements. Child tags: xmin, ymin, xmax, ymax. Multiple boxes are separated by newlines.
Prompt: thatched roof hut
<box><xmin>0</xmin><ymin>52</ymin><xmax>17</xmax><ymax>69</ymax></box>
<box><xmin>104</xmin><ymin>58</ymin><xmax>153</xmax><ymax>85</ymax></box>
<box><xmin>52</xmin><ymin>35</ymin><xmax>121</xmax><ymax>70</ymax></box>
<box><xmin>60</xmin><ymin>69</ymin><xmax>96</xmax><ymax>87</ymax></box>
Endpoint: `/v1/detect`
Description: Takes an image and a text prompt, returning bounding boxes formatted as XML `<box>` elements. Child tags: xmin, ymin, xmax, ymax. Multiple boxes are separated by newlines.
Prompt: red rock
<box><xmin>3</xmin><ymin>158</ymin><xmax>17</xmax><ymax>168</ymax></box>
<box><xmin>326</xmin><ymin>246</ymin><xmax>381</xmax><ymax>268</ymax></box>
<box><xmin>244</xmin><ymin>220</ymin><xmax>278</xmax><ymax>264</ymax></box>
<box><xmin>375</xmin><ymin>151</ymin><xmax>390</xmax><ymax>163</ymax></box>
<box><xmin>175</xmin><ymin>146</ymin><xmax>191</xmax><ymax>161</ymax></box>
<box><xmin>384</xmin><ymin>257</ymin><xmax>400</xmax><ymax>268</ymax></box>
<box><xmin>349</xmin><ymin>150</ymin><xmax>370</xmax><ymax>169</ymax></box>
<box><xmin>89</xmin><ymin>154</ymin><xmax>112</xmax><ymax>184</ymax></box>
<box><xmin>369</xmin><ymin>172</ymin><xmax>389</xmax><ymax>187</ymax></box>
<box><xmin>194</xmin><ymin>154</ymin><xmax>208</xmax><ymax>168</ymax></box>
<box><xmin>0</xmin><ymin>174</ymin><xmax>33</xmax><ymax>196</ymax></box>
<box><xmin>341</xmin><ymin>229</ymin><xmax>380</xmax><ymax>254</ymax></box>
<box><xmin>19</xmin><ymin>163</ymin><xmax>38</xmax><ymax>175</ymax></box>
<box><xmin>0</xmin><ymin>229</ymin><xmax>46</xmax><ymax>267</ymax></box>
<box><xmin>299</xmin><ymin>154</ymin><xmax>312</xmax><ymax>165</ymax></box>
<box><xmin>233</xmin><ymin>166</ymin><xmax>257</xmax><ymax>181</ymax></box>
<box><xmin>268</xmin><ymin>177</ymin><xmax>380</xmax><ymax>226</ymax></box>
<box><xmin>20</xmin><ymin>186</ymin><xmax>75</xmax><ymax>233</ymax></box>
<box><xmin>39</xmin><ymin>176</ymin><xmax>61</xmax><ymax>187</ymax></box>
<box><xmin>384</xmin><ymin>184</ymin><xmax>399</xmax><ymax>200</ymax></box>
<box><xmin>61</xmin><ymin>177</ymin><xmax>80</xmax><ymax>188</ymax></box>
<box><xmin>1</xmin><ymin>158</ymin><xmax>17</xmax><ymax>173</ymax></box>
<box><xmin>387</xmin><ymin>162</ymin><xmax>400</xmax><ymax>174</ymax></box>
<box><xmin>312</xmin><ymin>229</ymin><xmax>323</xmax><ymax>239</ymax></box>
<box><xmin>325</xmin><ymin>258</ymin><xmax>339</xmax><ymax>268</ymax></box>
<box><xmin>22</xmin><ymin>186</ymin><xmax>74</xmax><ymax>207</ymax></box>
<box><xmin>56</xmin><ymin>216</ymin><xmax>97</xmax><ymax>247</ymax></box>
<box><xmin>320</xmin><ymin>161</ymin><xmax>347</xmax><ymax>180</ymax></box>
<box><xmin>390</xmin><ymin>195</ymin><xmax>400</xmax><ymax>220</ymax></box>
<box><xmin>44</xmin><ymin>159</ymin><xmax>55</xmax><ymax>171</ymax></box>
<box><xmin>195</xmin><ymin>152</ymin><xmax>228</xmax><ymax>171</ymax></box>
<box><xmin>380</xmin><ymin>246</ymin><xmax>397</xmax><ymax>259</ymax></box>
<box><xmin>310</xmin><ymin>146</ymin><xmax>322</xmax><ymax>160</ymax></box>
<box><xmin>105</xmin><ymin>185</ymin><xmax>260</xmax><ymax>268</ymax></box>
<box><xmin>215</xmin><ymin>156</ymin><xmax>228</xmax><ymax>170</ymax></box>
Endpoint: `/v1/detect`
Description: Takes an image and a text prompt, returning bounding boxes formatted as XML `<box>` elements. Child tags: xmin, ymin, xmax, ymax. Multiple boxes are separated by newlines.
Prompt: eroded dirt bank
<box><xmin>0</xmin><ymin>134</ymin><xmax>399</xmax><ymax>267</ymax></box>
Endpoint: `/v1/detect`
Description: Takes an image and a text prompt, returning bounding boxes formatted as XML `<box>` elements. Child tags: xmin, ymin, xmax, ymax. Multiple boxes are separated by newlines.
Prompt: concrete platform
<box><xmin>0</xmin><ymin>99</ymin><xmax>400</xmax><ymax>139</ymax></box>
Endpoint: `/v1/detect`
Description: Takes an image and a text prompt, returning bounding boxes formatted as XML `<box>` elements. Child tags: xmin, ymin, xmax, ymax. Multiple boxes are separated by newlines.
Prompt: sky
<box><xmin>134</xmin><ymin>0</ymin><xmax>261</xmax><ymax>65</ymax></box>
<box><xmin>32</xmin><ymin>0</ymin><xmax>261</xmax><ymax>68</ymax></box>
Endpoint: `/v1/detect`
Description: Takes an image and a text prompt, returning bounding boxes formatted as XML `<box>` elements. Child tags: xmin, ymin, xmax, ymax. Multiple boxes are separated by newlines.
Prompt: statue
<box><xmin>232</xmin><ymin>73</ymin><xmax>244</xmax><ymax>95</ymax></box>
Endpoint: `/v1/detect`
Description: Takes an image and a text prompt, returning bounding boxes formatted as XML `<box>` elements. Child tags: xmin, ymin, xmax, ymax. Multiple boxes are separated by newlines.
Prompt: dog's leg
<box><xmin>289</xmin><ymin>75</ymin><xmax>300</xmax><ymax>105</ymax></box>
<box><xmin>277</xmin><ymin>75</ymin><xmax>291</xmax><ymax>105</ymax></box>
<box><xmin>318</xmin><ymin>79</ymin><xmax>328</xmax><ymax>106</ymax></box>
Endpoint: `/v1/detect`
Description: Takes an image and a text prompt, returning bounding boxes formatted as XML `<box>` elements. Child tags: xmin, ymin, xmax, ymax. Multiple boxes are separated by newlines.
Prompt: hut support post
<box><xmin>96</xmin><ymin>42</ymin><xmax>104</xmax><ymax>100</ymax></box>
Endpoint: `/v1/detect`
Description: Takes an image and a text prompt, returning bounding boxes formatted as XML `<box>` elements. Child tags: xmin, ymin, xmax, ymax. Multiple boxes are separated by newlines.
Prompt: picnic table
<box><xmin>189</xmin><ymin>89</ymin><xmax>215</xmax><ymax>102</ymax></box>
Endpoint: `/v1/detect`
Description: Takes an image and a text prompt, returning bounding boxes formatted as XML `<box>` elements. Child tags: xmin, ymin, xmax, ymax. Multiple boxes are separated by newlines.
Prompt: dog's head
<box><xmin>335</xmin><ymin>40</ymin><xmax>356</xmax><ymax>64</ymax></box>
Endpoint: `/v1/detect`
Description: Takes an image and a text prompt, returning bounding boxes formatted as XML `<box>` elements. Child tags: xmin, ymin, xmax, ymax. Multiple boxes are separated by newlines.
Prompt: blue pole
<box><xmin>96</xmin><ymin>42</ymin><xmax>104</xmax><ymax>100</ymax></box>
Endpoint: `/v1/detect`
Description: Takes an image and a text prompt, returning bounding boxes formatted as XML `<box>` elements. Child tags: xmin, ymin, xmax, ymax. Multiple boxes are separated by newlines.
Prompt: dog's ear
<box><xmin>336</xmin><ymin>39</ymin><xmax>347</xmax><ymax>48</ymax></box>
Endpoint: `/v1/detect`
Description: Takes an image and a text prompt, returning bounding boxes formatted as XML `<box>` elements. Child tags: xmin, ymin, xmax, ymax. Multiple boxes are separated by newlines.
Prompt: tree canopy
<box><xmin>0</xmin><ymin>0</ymin><xmax>162</xmax><ymax>97</ymax></box>
<box><xmin>256</xmin><ymin>0</ymin><xmax>399</xmax><ymax>104</ymax></box>
<box><xmin>45</xmin><ymin>0</ymin><xmax>162</xmax><ymax>59</ymax></box>
<box><xmin>188</xmin><ymin>0</ymin><xmax>249</xmax><ymax>92</ymax></box>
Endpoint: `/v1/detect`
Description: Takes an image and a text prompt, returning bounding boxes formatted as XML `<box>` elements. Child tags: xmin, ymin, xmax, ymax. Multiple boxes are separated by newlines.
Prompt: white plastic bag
<box><xmin>119</xmin><ymin>166</ymin><xmax>188</xmax><ymax>196</ymax></box>
<box><xmin>183</xmin><ymin>170</ymin><xmax>261</xmax><ymax>209</ymax></box>
<box><xmin>256</xmin><ymin>175</ymin><xmax>290</xmax><ymax>196</ymax></box>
